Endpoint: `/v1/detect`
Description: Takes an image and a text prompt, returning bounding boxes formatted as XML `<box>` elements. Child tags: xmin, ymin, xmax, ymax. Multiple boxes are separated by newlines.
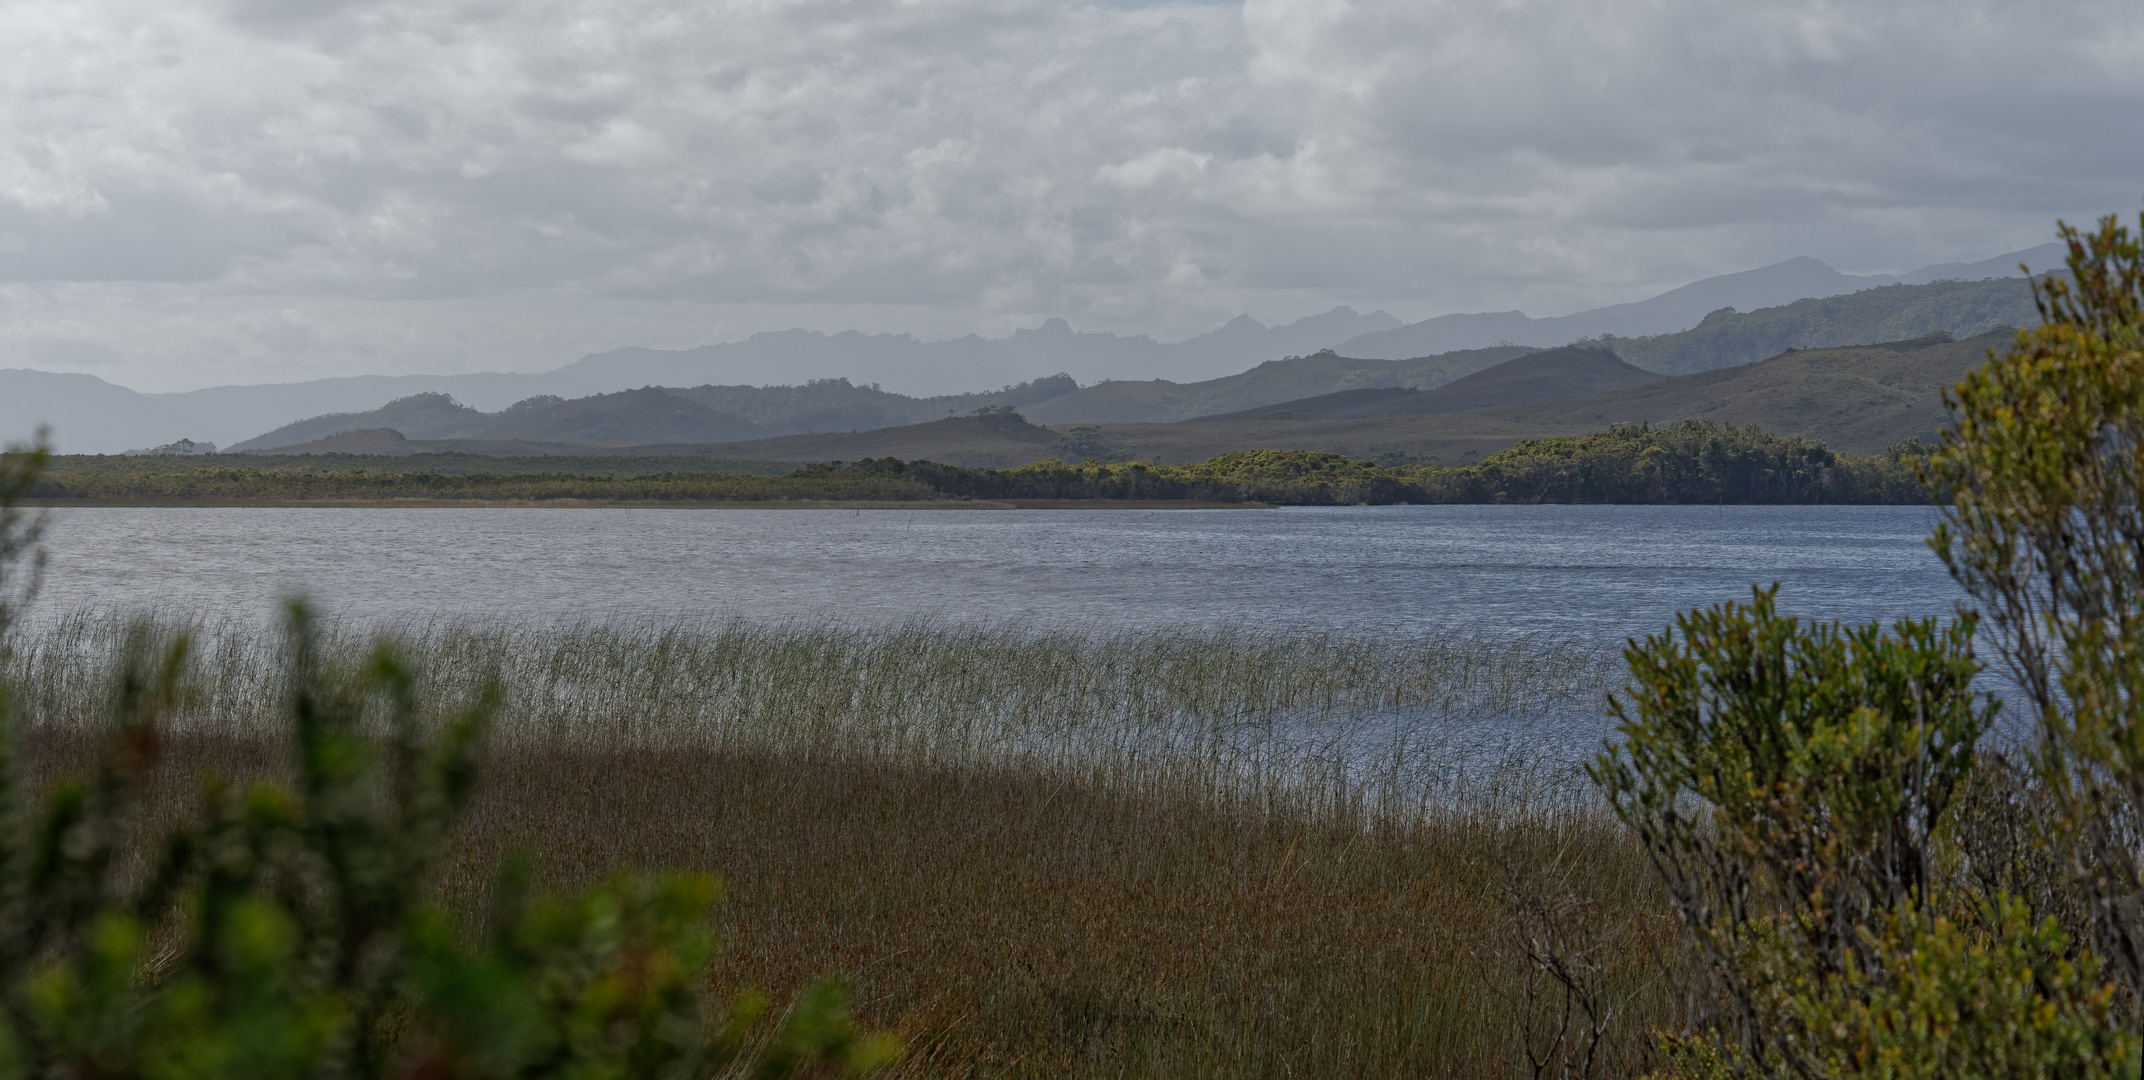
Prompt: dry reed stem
<box><xmin>8</xmin><ymin>612</ymin><xmax>1674</xmax><ymax>1077</ymax></box>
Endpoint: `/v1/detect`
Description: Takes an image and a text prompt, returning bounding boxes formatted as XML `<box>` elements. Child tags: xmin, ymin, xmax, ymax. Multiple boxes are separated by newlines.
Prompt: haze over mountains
<box><xmin>1</xmin><ymin>243</ymin><xmax>2063</xmax><ymax>454</ymax></box>
<box><xmin>1330</xmin><ymin>245</ymin><xmax>2063</xmax><ymax>359</ymax></box>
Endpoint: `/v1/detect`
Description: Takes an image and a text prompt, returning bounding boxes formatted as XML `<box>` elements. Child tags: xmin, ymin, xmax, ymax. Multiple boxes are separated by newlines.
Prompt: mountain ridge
<box><xmin>0</xmin><ymin>242</ymin><xmax>2068</xmax><ymax>454</ymax></box>
<box><xmin>1197</xmin><ymin>347</ymin><xmax>1661</xmax><ymax>421</ymax></box>
<box><xmin>1330</xmin><ymin>243</ymin><xmax>2063</xmax><ymax>359</ymax></box>
<box><xmin>248</xmin><ymin>332</ymin><xmax>2001</xmax><ymax>471</ymax></box>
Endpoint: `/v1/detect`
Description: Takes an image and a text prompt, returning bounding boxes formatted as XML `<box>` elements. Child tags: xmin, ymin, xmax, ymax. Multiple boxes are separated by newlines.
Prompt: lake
<box><xmin>33</xmin><ymin>504</ymin><xmax>1966</xmax><ymax>642</ymax></box>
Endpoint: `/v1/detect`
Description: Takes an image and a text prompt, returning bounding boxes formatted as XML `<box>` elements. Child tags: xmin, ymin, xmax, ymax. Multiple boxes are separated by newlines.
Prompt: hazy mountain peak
<box><xmin>1331</xmin><ymin>245</ymin><xmax>2055</xmax><ymax>361</ymax></box>
<box><xmin>1895</xmin><ymin>242</ymin><xmax>2068</xmax><ymax>285</ymax></box>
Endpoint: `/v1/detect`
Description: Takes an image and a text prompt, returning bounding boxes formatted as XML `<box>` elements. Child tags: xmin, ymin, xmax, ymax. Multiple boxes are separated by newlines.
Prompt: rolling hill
<box><xmin>473</xmin><ymin>387</ymin><xmax>763</xmax><ymax>445</ymax></box>
<box><xmin>254</xmin><ymin>412</ymin><xmax>1064</xmax><ymax>469</ymax></box>
<box><xmin>1489</xmin><ymin>332</ymin><xmax>1989</xmax><ymax>452</ymax></box>
<box><xmin>1055</xmin><ymin>330</ymin><xmax>2005</xmax><ymax>465</ymax></box>
<box><xmin>247</xmin><ymin>329</ymin><xmax>2005</xmax><ymax>469</ymax></box>
<box><xmin>232</xmin><ymin>348</ymin><xmax>1540</xmax><ymax>451</ymax></box>
<box><xmin>230</xmin><ymin>378</ymin><xmax>1078</xmax><ymax>452</ymax></box>
<box><xmin>1018</xmin><ymin>346</ymin><xmax>1538</xmax><ymax>424</ymax></box>
<box><xmin>1197</xmin><ymin>347</ymin><xmax>1661</xmax><ymax>421</ymax></box>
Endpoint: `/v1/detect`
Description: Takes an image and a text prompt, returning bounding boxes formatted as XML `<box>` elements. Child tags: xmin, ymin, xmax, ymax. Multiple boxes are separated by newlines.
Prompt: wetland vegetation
<box><xmin>8</xmin><ymin>612</ymin><xmax>1652</xmax><ymax>1077</ymax></box>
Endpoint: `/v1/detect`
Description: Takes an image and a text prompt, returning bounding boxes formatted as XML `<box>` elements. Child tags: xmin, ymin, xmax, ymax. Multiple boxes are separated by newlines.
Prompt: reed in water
<box><xmin>11</xmin><ymin>612</ymin><xmax>1674</xmax><ymax>1078</ymax></box>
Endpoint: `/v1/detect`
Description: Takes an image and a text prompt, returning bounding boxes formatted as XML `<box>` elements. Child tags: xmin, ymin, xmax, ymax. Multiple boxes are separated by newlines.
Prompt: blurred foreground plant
<box><xmin>0</xmin><ymin>432</ymin><xmax>895</xmax><ymax>1079</ymax></box>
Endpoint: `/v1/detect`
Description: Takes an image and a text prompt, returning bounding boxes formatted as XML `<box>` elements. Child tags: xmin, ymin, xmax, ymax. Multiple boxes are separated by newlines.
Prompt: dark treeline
<box><xmin>816</xmin><ymin>421</ymin><xmax>1928</xmax><ymax>505</ymax></box>
<box><xmin>26</xmin><ymin>420</ymin><xmax>1928</xmax><ymax>505</ymax></box>
<box><xmin>1421</xmin><ymin>421</ymin><xmax>1926</xmax><ymax>504</ymax></box>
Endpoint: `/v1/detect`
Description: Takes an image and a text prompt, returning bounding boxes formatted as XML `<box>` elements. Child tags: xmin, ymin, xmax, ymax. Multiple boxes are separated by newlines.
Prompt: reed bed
<box><xmin>9</xmin><ymin>610</ymin><xmax>1619</xmax><ymax>816</ymax></box>
<box><xmin>8</xmin><ymin>611</ymin><xmax>1674</xmax><ymax>1077</ymax></box>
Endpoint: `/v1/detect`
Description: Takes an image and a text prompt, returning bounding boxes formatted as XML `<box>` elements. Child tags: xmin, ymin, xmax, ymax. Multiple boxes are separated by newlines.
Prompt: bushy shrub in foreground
<box><xmin>1594</xmin><ymin>589</ymin><xmax>2132</xmax><ymax>1077</ymax></box>
<box><xmin>1593</xmin><ymin>217</ymin><xmax>2144</xmax><ymax>1077</ymax></box>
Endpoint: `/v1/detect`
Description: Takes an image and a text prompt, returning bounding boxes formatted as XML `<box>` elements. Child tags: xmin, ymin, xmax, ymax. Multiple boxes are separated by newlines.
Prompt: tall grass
<box><xmin>8</xmin><ymin>612</ymin><xmax>1672</xmax><ymax>1077</ymax></box>
<box><xmin>9</xmin><ymin>611</ymin><xmax>1616</xmax><ymax>814</ymax></box>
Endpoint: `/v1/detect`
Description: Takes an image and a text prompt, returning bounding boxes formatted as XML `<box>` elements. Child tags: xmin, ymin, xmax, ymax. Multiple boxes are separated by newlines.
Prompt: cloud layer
<box><xmin>2</xmin><ymin>0</ymin><xmax>2138</xmax><ymax>391</ymax></box>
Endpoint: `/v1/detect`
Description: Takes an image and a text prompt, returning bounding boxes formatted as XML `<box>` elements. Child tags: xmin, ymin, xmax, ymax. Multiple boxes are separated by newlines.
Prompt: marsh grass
<box><xmin>10</xmin><ymin>612</ymin><xmax>1616</xmax><ymax>811</ymax></box>
<box><xmin>9</xmin><ymin>613</ymin><xmax>1674</xmax><ymax>1077</ymax></box>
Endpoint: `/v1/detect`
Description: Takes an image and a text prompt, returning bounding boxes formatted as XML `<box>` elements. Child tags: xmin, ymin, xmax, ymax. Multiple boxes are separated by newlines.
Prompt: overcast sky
<box><xmin>2</xmin><ymin>0</ymin><xmax>2139</xmax><ymax>392</ymax></box>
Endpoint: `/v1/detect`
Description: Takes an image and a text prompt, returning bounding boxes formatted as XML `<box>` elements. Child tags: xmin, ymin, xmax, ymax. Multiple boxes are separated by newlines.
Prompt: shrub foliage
<box><xmin>1595</xmin><ymin>218</ymin><xmax>2144</xmax><ymax>1079</ymax></box>
<box><xmin>1924</xmin><ymin>213</ymin><xmax>2144</xmax><ymax>998</ymax></box>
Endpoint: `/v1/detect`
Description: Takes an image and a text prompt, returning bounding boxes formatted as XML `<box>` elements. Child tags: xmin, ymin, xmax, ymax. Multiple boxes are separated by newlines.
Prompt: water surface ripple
<box><xmin>38</xmin><ymin>504</ymin><xmax>1962</xmax><ymax>642</ymax></box>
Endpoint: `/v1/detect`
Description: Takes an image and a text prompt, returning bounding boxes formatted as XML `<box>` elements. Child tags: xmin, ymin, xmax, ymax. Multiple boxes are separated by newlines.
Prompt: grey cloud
<box><xmin>0</xmin><ymin>0</ymin><xmax>2137</xmax><ymax>391</ymax></box>
<box><xmin>0</xmin><ymin>194</ymin><xmax>304</xmax><ymax>282</ymax></box>
<box><xmin>27</xmin><ymin>338</ymin><xmax>124</xmax><ymax>367</ymax></box>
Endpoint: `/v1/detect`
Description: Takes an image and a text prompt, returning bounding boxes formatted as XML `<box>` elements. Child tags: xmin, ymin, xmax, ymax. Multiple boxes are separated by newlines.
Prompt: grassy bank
<box><xmin>10</xmin><ymin>613</ymin><xmax>1674</xmax><ymax>1077</ymax></box>
<box><xmin>30</xmin><ymin>420</ymin><xmax>1927</xmax><ymax>506</ymax></box>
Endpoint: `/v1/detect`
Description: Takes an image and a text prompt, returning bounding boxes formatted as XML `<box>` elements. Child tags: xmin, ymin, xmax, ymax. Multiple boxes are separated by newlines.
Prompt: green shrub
<box><xmin>1925</xmin><ymin>213</ymin><xmax>2144</xmax><ymax>999</ymax></box>
<box><xmin>1590</xmin><ymin>586</ymin><xmax>2002</xmax><ymax>1075</ymax></box>
<box><xmin>1786</xmin><ymin>894</ymin><xmax>2130</xmax><ymax>1078</ymax></box>
<box><xmin>1595</xmin><ymin>219</ymin><xmax>2144</xmax><ymax>1077</ymax></box>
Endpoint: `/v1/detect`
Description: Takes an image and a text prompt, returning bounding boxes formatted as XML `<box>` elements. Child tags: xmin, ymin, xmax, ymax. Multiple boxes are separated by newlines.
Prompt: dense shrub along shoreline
<box><xmin>855</xmin><ymin>421</ymin><xmax>1927</xmax><ymax>505</ymax></box>
<box><xmin>26</xmin><ymin>419</ymin><xmax>1929</xmax><ymax>506</ymax></box>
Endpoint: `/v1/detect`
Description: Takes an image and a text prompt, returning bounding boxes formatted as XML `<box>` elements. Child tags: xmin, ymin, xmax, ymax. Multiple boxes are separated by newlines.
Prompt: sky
<box><xmin>2</xmin><ymin>0</ymin><xmax>2140</xmax><ymax>393</ymax></box>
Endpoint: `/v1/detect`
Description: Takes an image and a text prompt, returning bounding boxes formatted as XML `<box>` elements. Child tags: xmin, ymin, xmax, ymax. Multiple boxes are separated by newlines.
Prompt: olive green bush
<box><xmin>1593</xmin><ymin>217</ymin><xmax>2144</xmax><ymax>1078</ymax></box>
<box><xmin>1592</xmin><ymin>587</ymin><xmax>2135</xmax><ymax>1077</ymax></box>
<box><xmin>1925</xmin><ymin>213</ymin><xmax>2144</xmax><ymax>999</ymax></box>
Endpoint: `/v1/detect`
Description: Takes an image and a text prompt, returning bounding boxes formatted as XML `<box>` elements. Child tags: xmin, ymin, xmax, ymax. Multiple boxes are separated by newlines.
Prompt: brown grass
<box><xmin>12</xmin><ymin>614</ymin><xmax>1679</xmax><ymax>1077</ymax></box>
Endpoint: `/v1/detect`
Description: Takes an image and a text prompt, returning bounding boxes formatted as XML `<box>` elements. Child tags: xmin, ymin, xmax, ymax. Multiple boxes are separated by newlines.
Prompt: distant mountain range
<box><xmin>686</xmin><ymin>330</ymin><xmax>1996</xmax><ymax>468</ymax></box>
<box><xmin>268</xmin><ymin>329</ymin><xmax>1996</xmax><ymax>469</ymax></box>
<box><xmin>0</xmin><ymin>242</ymin><xmax>2064</xmax><ymax>454</ymax></box>
<box><xmin>159</xmin><ymin>271</ymin><xmax>2050</xmax><ymax>454</ymax></box>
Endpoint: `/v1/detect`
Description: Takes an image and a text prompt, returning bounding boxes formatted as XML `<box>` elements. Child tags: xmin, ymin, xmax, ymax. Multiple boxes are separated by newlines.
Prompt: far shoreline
<box><xmin>21</xmin><ymin>497</ymin><xmax>1274</xmax><ymax>511</ymax></box>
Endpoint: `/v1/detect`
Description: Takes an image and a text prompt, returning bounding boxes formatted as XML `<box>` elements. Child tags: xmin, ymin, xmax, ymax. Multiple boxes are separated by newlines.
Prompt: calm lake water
<box><xmin>34</xmin><ymin>504</ymin><xmax>1965</xmax><ymax>642</ymax></box>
